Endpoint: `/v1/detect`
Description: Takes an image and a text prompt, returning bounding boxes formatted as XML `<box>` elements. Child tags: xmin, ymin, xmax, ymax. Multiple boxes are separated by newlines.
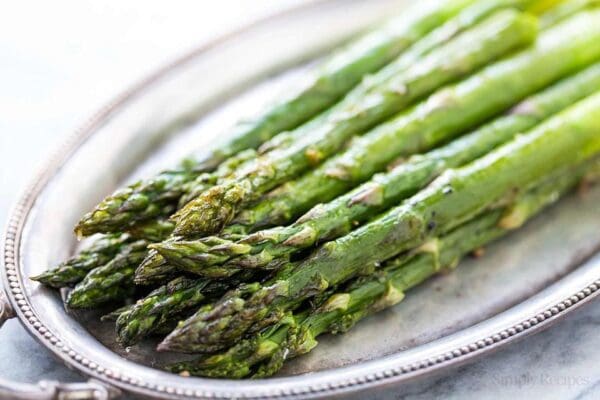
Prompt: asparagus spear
<box><xmin>177</xmin><ymin>149</ymin><xmax>257</xmax><ymax>209</ymax></box>
<box><xmin>171</xmin><ymin>10</ymin><xmax>538</xmax><ymax>237</ymax></box>
<box><xmin>191</xmin><ymin>0</ymin><xmax>476</xmax><ymax>171</ymax></box>
<box><xmin>153</xmin><ymin>62</ymin><xmax>600</xmax><ymax>276</ymax></box>
<box><xmin>66</xmin><ymin>240</ymin><xmax>150</xmax><ymax>308</ymax></box>
<box><xmin>158</xmin><ymin>91</ymin><xmax>600</xmax><ymax>353</ymax></box>
<box><xmin>540</xmin><ymin>0</ymin><xmax>600</xmax><ymax>27</ymax></box>
<box><xmin>31</xmin><ymin>234</ymin><xmax>131</xmax><ymax>288</ymax></box>
<box><xmin>134</xmin><ymin>249</ymin><xmax>179</xmax><ymax>286</ymax></box>
<box><xmin>74</xmin><ymin>0</ymin><xmax>473</xmax><ymax>238</ymax></box>
<box><xmin>74</xmin><ymin>173</ymin><xmax>182</xmax><ymax>238</ymax></box>
<box><xmin>33</xmin><ymin>217</ymin><xmax>175</xmax><ymax>289</ymax></box>
<box><xmin>116</xmin><ymin>270</ymin><xmax>260</xmax><ymax>346</ymax></box>
<box><xmin>74</xmin><ymin>145</ymin><xmax>257</xmax><ymax>238</ymax></box>
<box><xmin>133</xmin><ymin>231</ymin><xmax>246</xmax><ymax>285</ymax></box>
<box><xmin>166</xmin><ymin>163</ymin><xmax>590</xmax><ymax>378</ymax></box>
<box><xmin>126</xmin><ymin>219</ymin><xmax>175</xmax><ymax>242</ymax></box>
<box><xmin>115</xmin><ymin>277</ymin><xmax>217</xmax><ymax>346</ymax></box>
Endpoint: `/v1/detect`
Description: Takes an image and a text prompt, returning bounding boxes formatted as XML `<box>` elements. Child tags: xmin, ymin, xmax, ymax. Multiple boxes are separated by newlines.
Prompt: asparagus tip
<box><xmin>29</xmin><ymin>273</ymin><xmax>47</xmax><ymax>283</ymax></box>
<box><xmin>173</xmin><ymin>183</ymin><xmax>246</xmax><ymax>237</ymax></box>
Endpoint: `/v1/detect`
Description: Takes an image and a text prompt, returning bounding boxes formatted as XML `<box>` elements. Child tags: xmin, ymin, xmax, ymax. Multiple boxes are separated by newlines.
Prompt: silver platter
<box><xmin>2</xmin><ymin>0</ymin><xmax>600</xmax><ymax>398</ymax></box>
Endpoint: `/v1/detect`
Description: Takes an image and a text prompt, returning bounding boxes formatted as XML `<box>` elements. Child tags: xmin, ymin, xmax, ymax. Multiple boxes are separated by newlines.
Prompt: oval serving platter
<box><xmin>2</xmin><ymin>0</ymin><xmax>600</xmax><ymax>399</ymax></box>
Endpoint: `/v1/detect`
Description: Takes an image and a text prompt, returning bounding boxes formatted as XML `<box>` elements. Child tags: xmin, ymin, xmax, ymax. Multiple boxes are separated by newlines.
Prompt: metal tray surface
<box><xmin>2</xmin><ymin>0</ymin><xmax>600</xmax><ymax>398</ymax></box>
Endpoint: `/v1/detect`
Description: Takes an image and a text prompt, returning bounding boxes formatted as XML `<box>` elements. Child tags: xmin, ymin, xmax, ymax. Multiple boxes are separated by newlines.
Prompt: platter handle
<box><xmin>0</xmin><ymin>291</ymin><xmax>121</xmax><ymax>400</ymax></box>
<box><xmin>0</xmin><ymin>289</ymin><xmax>15</xmax><ymax>328</ymax></box>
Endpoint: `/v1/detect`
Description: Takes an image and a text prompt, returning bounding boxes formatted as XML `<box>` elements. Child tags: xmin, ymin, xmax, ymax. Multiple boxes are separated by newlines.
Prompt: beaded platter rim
<box><xmin>2</xmin><ymin>1</ymin><xmax>600</xmax><ymax>398</ymax></box>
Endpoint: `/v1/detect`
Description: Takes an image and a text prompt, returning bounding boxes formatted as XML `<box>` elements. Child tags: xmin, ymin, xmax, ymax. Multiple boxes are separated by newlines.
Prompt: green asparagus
<box><xmin>74</xmin><ymin>146</ymin><xmax>257</xmax><ymax>238</ymax></box>
<box><xmin>177</xmin><ymin>149</ymin><xmax>257</xmax><ymax>209</ymax></box>
<box><xmin>158</xmin><ymin>91</ymin><xmax>600</xmax><ymax>353</ymax></box>
<box><xmin>166</xmin><ymin>162</ymin><xmax>591</xmax><ymax>377</ymax></box>
<box><xmin>115</xmin><ymin>277</ymin><xmax>218</xmax><ymax>346</ymax></box>
<box><xmin>27</xmin><ymin>0</ymin><xmax>600</xmax><ymax>380</ymax></box>
<box><xmin>540</xmin><ymin>0</ymin><xmax>600</xmax><ymax>27</ymax></box>
<box><xmin>133</xmin><ymin>249</ymin><xmax>179</xmax><ymax>286</ymax></box>
<box><xmin>184</xmin><ymin>0</ymin><xmax>561</xmax><ymax>240</ymax></box>
<box><xmin>191</xmin><ymin>0</ymin><xmax>476</xmax><ymax>170</ymax></box>
<box><xmin>66</xmin><ymin>240</ymin><xmax>150</xmax><ymax>308</ymax></box>
<box><xmin>133</xmin><ymin>231</ymin><xmax>245</xmax><ymax>285</ymax></box>
<box><xmin>126</xmin><ymin>219</ymin><xmax>175</xmax><ymax>242</ymax></box>
<box><xmin>116</xmin><ymin>270</ymin><xmax>260</xmax><ymax>346</ymax></box>
<box><xmin>74</xmin><ymin>0</ymin><xmax>474</xmax><ymax>238</ymax></box>
<box><xmin>31</xmin><ymin>234</ymin><xmax>131</xmax><ymax>288</ymax></box>
<box><xmin>34</xmin><ymin>216</ymin><xmax>176</xmax><ymax>289</ymax></box>
<box><xmin>171</xmin><ymin>10</ymin><xmax>538</xmax><ymax>237</ymax></box>
<box><xmin>152</xmin><ymin>62</ymin><xmax>600</xmax><ymax>277</ymax></box>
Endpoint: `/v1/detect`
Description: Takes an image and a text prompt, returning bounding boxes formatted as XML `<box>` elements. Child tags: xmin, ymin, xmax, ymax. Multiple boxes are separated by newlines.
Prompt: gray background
<box><xmin>1</xmin><ymin>1</ymin><xmax>599</xmax><ymax>398</ymax></box>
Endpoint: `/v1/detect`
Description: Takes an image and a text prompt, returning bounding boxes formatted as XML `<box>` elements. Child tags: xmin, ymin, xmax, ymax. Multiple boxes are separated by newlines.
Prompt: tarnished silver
<box><xmin>2</xmin><ymin>0</ymin><xmax>600</xmax><ymax>399</ymax></box>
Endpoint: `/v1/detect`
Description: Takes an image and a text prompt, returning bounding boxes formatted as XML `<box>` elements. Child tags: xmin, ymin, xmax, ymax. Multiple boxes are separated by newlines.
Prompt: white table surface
<box><xmin>1</xmin><ymin>2</ymin><xmax>599</xmax><ymax>399</ymax></box>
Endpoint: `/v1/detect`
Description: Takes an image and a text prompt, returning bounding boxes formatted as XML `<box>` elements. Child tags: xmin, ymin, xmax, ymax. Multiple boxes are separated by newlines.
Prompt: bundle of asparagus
<box><xmin>32</xmin><ymin>0</ymin><xmax>600</xmax><ymax>379</ymax></box>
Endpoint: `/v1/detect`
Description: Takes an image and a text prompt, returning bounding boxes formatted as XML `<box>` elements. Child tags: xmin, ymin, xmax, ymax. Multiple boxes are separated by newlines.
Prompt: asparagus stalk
<box><xmin>540</xmin><ymin>0</ymin><xmax>600</xmax><ymax>27</ymax></box>
<box><xmin>66</xmin><ymin>240</ymin><xmax>150</xmax><ymax>308</ymax></box>
<box><xmin>153</xmin><ymin>62</ymin><xmax>600</xmax><ymax>277</ymax></box>
<box><xmin>116</xmin><ymin>270</ymin><xmax>260</xmax><ymax>346</ymax></box>
<box><xmin>74</xmin><ymin>0</ymin><xmax>473</xmax><ymax>238</ymax></box>
<box><xmin>177</xmin><ymin>149</ymin><xmax>257</xmax><ymax>209</ymax></box>
<box><xmin>158</xmin><ymin>91</ymin><xmax>600</xmax><ymax>353</ymax></box>
<box><xmin>126</xmin><ymin>219</ymin><xmax>175</xmax><ymax>242</ymax></box>
<box><xmin>115</xmin><ymin>277</ymin><xmax>217</xmax><ymax>346</ymax></box>
<box><xmin>134</xmin><ymin>249</ymin><xmax>179</xmax><ymax>286</ymax></box>
<box><xmin>33</xmin><ymin>217</ymin><xmax>175</xmax><ymax>289</ymax></box>
<box><xmin>133</xmin><ymin>231</ymin><xmax>246</xmax><ymax>285</ymax></box>
<box><xmin>191</xmin><ymin>0</ymin><xmax>476</xmax><ymax>170</ymax></box>
<box><xmin>74</xmin><ymin>172</ymin><xmax>182</xmax><ymax>238</ymax></box>
<box><xmin>171</xmin><ymin>10</ymin><xmax>538</xmax><ymax>237</ymax></box>
<box><xmin>74</xmin><ymin>145</ymin><xmax>257</xmax><ymax>237</ymax></box>
<box><xmin>31</xmin><ymin>234</ymin><xmax>131</xmax><ymax>288</ymax></box>
<box><xmin>166</xmin><ymin>163</ymin><xmax>590</xmax><ymax>378</ymax></box>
